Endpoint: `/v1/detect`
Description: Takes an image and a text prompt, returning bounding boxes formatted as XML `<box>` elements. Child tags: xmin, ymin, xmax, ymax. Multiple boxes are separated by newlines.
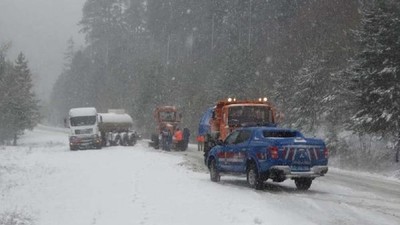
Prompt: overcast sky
<box><xmin>0</xmin><ymin>0</ymin><xmax>86</xmax><ymax>101</ymax></box>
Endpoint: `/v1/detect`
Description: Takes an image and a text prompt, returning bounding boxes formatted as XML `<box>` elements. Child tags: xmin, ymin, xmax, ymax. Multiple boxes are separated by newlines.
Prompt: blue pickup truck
<box><xmin>205</xmin><ymin>126</ymin><xmax>328</xmax><ymax>190</ymax></box>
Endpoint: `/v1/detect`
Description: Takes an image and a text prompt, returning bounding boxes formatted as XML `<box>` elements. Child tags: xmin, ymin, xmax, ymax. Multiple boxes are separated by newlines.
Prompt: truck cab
<box><xmin>149</xmin><ymin>106</ymin><xmax>190</xmax><ymax>151</ymax></box>
<box><xmin>199</xmin><ymin>98</ymin><xmax>279</xmax><ymax>160</ymax></box>
<box><xmin>67</xmin><ymin>107</ymin><xmax>102</xmax><ymax>150</ymax></box>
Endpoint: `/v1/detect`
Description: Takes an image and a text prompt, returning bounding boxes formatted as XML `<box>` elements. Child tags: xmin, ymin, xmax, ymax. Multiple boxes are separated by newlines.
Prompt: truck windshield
<box><xmin>228</xmin><ymin>106</ymin><xmax>272</xmax><ymax>125</ymax></box>
<box><xmin>159</xmin><ymin>111</ymin><xmax>176</xmax><ymax>122</ymax></box>
<box><xmin>70</xmin><ymin>116</ymin><xmax>96</xmax><ymax>126</ymax></box>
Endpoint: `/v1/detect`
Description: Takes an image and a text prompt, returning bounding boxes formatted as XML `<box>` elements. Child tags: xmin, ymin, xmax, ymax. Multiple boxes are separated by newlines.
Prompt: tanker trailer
<box><xmin>98</xmin><ymin>109</ymin><xmax>137</xmax><ymax>146</ymax></box>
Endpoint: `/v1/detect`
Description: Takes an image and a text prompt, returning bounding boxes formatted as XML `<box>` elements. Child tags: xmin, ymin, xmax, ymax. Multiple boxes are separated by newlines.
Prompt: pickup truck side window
<box><xmin>225</xmin><ymin>131</ymin><xmax>240</xmax><ymax>145</ymax></box>
<box><xmin>235</xmin><ymin>130</ymin><xmax>252</xmax><ymax>144</ymax></box>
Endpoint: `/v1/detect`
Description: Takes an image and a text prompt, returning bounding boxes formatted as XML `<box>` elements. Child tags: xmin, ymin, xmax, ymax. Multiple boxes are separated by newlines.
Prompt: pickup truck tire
<box><xmin>247</xmin><ymin>163</ymin><xmax>264</xmax><ymax>190</ymax></box>
<box><xmin>294</xmin><ymin>178</ymin><xmax>312</xmax><ymax>190</ymax></box>
<box><xmin>209</xmin><ymin>159</ymin><xmax>220</xmax><ymax>182</ymax></box>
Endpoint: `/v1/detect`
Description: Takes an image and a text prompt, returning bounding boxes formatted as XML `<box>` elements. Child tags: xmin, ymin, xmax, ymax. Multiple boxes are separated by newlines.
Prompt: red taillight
<box><xmin>324</xmin><ymin>148</ymin><xmax>329</xmax><ymax>158</ymax></box>
<box><xmin>269</xmin><ymin>146</ymin><xmax>279</xmax><ymax>159</ymax></box>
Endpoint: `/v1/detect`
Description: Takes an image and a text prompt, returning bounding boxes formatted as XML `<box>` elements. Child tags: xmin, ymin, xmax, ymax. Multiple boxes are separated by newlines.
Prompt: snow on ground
<box><xmin>1</xmin><ymin>126</ymin><xmax>400</xmax><ymax>225</ymax></box>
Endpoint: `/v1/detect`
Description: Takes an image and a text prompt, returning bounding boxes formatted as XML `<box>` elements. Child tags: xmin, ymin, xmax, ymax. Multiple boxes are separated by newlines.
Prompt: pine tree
<box><xmin>0</xmin><ymin>44</ymin><xmax>17</xmax><ymax>144</ymax></box>
<box><xmin>349</xmin><ymin>0</ymin><xmax>400</xmax><ymax>160</ymax></box>
<box><xmin>50</xmin><ymin>0</ymin><xmax>362</xmax><ymax>147</ymax></box>
<box><xmin>12</xmin><ymin>53</ymin><xmax>40</xmax><ymax>144</ymax></box>
<box><xmin>289</xmin><ymin>54</ymin><xmax>327</xmax><ymax>132</ymax></box>
<box><xmin>64</xmin><ymin>37</ymin><xmax>75</xmax><ymax>71</ymax></box>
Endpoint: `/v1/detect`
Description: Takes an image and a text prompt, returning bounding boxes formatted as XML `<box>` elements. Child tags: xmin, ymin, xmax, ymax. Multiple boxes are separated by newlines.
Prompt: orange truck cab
<box><xmin>198</xmin><ymin>97</ymin><xmax>281</xmax><ymax>158</ymax></box>
<box><xmin>150</xmin><ymin>106</ymin><xmax>180</xmax><ymax>149</ymax></box>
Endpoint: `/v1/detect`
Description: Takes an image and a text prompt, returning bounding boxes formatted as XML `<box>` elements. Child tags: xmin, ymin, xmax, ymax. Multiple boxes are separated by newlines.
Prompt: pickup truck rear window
<box><xmin>263</xmin><ymin>131</ymin><xmax>297</xmax><ymax>138</ymax></box>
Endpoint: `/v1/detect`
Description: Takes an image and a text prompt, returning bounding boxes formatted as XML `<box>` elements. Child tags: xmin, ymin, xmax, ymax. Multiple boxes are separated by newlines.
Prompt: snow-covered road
<box><xmin>0</xmin><ymin>126</ymin><xmax>399</xmax><ymax>225</ymax></box>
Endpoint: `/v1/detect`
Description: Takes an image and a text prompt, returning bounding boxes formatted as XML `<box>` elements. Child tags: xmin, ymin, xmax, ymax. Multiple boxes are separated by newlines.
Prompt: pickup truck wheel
<box><xmin>294</xmin><ymin>178</ymin><xmax>312</xmax><ymax>190</ymax></box>
<box><xmin>210</xmin><ymin>159</ymin><xmax>220</xmax><ymax>182</ymax></box>
<box><xmin>247</xmin><ymin>164</ymin><xmax>264</xmax><ymax>190</ymax></box>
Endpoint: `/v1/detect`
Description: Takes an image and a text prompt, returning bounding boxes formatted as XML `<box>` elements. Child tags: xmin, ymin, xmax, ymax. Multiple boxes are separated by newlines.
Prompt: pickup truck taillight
<box><xmin>324</xmin><ymin>148</ymin><xmax>329</xmax><ymax>158</ymax></box>
<box><xmin>269</xmin><ymin>146</ymin><xmax>279</xmax><ymax>159</ymax></box>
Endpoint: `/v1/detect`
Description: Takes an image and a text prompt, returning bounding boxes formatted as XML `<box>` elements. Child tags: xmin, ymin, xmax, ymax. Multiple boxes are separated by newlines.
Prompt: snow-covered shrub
<box><xmin>329</xmin><ymin>131</ymin><xmax>396</xmax><ymax>172</ymax></box>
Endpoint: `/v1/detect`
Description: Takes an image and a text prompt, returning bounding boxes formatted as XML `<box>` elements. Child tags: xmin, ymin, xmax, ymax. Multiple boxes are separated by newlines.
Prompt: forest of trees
<box><xmin>0</xmin><ymin>44</ymin><xmax>40</xmax><ymax>145</ymax></box>
<box><xmin>48</xmin><ymin>0</ymin><xmax>400</xmax><ymax>169</ymax></box>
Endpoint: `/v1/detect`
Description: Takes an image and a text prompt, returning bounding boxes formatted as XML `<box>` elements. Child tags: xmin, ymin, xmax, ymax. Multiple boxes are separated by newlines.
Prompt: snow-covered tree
<box><xmin>50</xmin><ymin>0</ymin><xmax>361</xmax><ymax>145</ymax></box>
<box><xmin>0</xmin><ymin>50</ymin><xmax>40</xmax><ymax>145</ymax></box>
<box><xmin>63</xmin><ymin>38</ymin><xmax>75</xmax><ymax>71</ymax></box>
<box><xmin>0</xmin><ymin>44</ymin><xmax>13</xmax><ymax>143</ymax></box>
<box><xmin>349</xmin><ymin>0</ymin><xmax>400</xmax><ymax>161</ymax></box>
<box><xmin>10</xmin><ymin>53</ymin><xmax>40</xmax><ymax>144</ymax></box>
<box><xmin>280</xmin><ymin>52</ymin><xmax>340</xmax><ymax>133</ymax></box>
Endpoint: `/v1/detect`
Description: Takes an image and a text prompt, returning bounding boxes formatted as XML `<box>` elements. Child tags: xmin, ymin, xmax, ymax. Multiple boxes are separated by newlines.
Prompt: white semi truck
<box><xmin>67</xmin><ymin>107</ymin><xmax>136</xmax><ymax>150</ymax></box>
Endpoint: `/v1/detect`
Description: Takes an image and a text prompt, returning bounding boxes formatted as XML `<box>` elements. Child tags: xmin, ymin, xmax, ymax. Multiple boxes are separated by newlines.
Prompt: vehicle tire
<box><xmin>119</xmin><ymin>135</ymin><xmax>128</xmax><ymax>146</ymax></box>
<box><xmin>129</xmin><ymin>135</ymin><xmax>137</xmax><ymax>146</ymax></box>
<box><xmin>294</xmin><ymin>178</ymin><xmax>312</xmax><ymax>190</ymax></box>
<box><xmin>203</xmin><ymin>151</ymin><xmax>209</xmax><ymax>165</ymax></box>
<box><xmin>182</xmin><ymin>141</ymin><xmax>188</xmax><ymax>151</ymax></box>
<box><xmin>154</xmin><ymin>137</ymin><xmax>160</xmax><ymax>149</ymax></box>
<box><xmin>209</xmin><ymin>159</ymin><xmax>220</xmax><ymax>182</ymax></box>
<box><xmin>151</xmin><ymin>134</ymin><xmax>159</xmax><ymax>149</ymax></box>
<box><xmin>115</xmin><ymin>134</ymin><xmax>121</xmax><ymax>146</ymax></box>
<box><xmin>203</xmin><ymin>141</ymin><xmax>210</xmax><ymax>153</ymax></box>
<box><xmin>247</xmin><ymin>163</ymin><xmax>264</xmax><ymax>190</ymax></box>
<box><xmin>70</xmin><ymin>146</ymin><xmax>77</xmax><ymax>151</ymax></box>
